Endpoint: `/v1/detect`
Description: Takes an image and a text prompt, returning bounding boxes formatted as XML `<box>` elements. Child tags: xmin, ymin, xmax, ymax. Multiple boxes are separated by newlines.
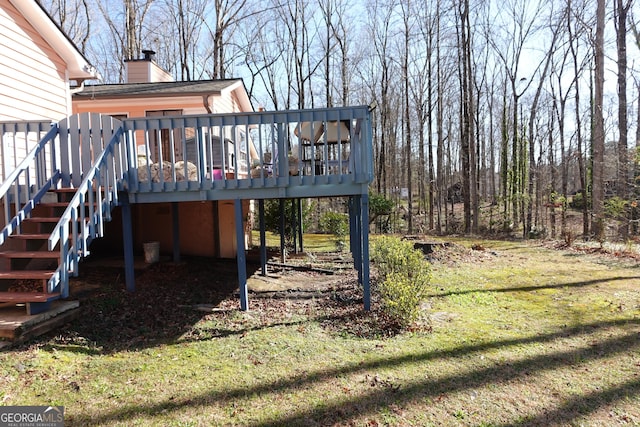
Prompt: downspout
<box><xmin>70</xmin><ymin>79</ymin><xmax>87</xmax><ymax>94</ymax></box>
<box><xmin>203</xmin><ymin>94</ymin><xmax>213</xmax><ymax>113</ymax></box>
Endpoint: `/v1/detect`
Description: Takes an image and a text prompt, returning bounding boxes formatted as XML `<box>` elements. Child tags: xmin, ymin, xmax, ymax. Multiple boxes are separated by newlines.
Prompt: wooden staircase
<box><xmin>0</xmin><ymin>188</ymin><xmax>78</xmax><ymax>315</ymax></box>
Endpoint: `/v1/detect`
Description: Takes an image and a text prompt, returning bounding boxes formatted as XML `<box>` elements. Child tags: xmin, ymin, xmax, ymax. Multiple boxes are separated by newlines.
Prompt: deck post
<box><xmin>259</xmin><ymin>199</ymin><xmax>267</xmax><ymax>276</ymax></box>
<box><xmin>172</xmin><ymin>202</ymin><xmax>180</xmax><ymax>263</ymax></box>
<box><xmin>279</xmin><ymin>198</ymin><xmax>285</xmax><ymax>263</ymax></box>
<box><xmin>121</xmin><ymin>194</ymin><xmax>135</xmax><ymax>292</ymax></box>
<box><xmin>291</xmin><ymin>199</ymin><xmax>297</xmax><ymax>253</ymax></box>
<box><xmin>297</xmin><ymin>198</ymin><xmax>304</xmax><ymax>253</ymax></box>
<box><xmin>235</xmin><ymin>199</ymin><xmax>248</xmax><ymax>311</ymax></box>
<box><xmin>361</xmin><ymin>193</ymin><xmax>370</xmax><ymax>311</ymax></box>
<box><xmin>348</xmin><ymin>196</ymin><xmax>355</xmax><ymax>255</ymax></box>
<box><xmin>353</xmin><ymin>194</ymin><xmax>362</xmax><ymax>285</ymax></box>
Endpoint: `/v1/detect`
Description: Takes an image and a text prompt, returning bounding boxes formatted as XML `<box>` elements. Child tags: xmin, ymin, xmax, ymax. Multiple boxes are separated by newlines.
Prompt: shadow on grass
<box><xmin>496</xmin><ymin>376</ymin><xmax>640</xmax><ymax>426</ymax></box>
<box><xmin>431</xmin><ymin>275</ymin><xmax>639</xmax><ymax>298</ymax></box>
<box><xmin>77</xmin><ymin>317</ymin><xmax>640</xmax><ymax>426</ymax></box>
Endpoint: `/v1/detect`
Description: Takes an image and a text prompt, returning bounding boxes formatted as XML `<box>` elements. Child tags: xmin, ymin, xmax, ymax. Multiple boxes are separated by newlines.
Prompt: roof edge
<box><xmin>10</xmin><ymin>0</ymin><xmax>98</xmax><ymax>80</ymax></box>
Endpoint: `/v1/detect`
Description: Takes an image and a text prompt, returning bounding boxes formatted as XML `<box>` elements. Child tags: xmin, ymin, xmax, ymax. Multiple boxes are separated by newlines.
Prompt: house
<box><xmin>0</xmin><ymin>0</ymin><xmax>373</xmax><ymax>317</ymax></box>
<box><xmin>72</xmin><ymin>51</ymin><xmax>256</xmax><ymax>259</ymax></box>
<box><xmin>0</xmin><ymin>0</ymin><xmax>99</xmax><ymax>180</ymax></box>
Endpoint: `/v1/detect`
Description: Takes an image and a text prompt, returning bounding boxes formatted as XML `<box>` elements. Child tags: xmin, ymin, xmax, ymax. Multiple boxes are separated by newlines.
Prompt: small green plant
<box><xmin>369</xmin><ymin>191</ymin><xmax>395</xmax><ymax>233</ymax></box>
<box><xmin>605</xmin><ymin>196</ymin><xmax>628</xmax><ymax>219</ymax></box>
<box><xmin>569</xmin><ymin>191</ymin><xmax>590</xmax><ymax>210</ymax></box>
<box><xmin>371</xmin><ymin>236</ymin><xmax>431</xmax><ymax>327</ymax></box>
<box><xmin>319</xmin><ymin>211</ymin><xmax>349</xmax><ymax>251</ymax></box>
<box><xmin>262</xmin><ymin>199</ymin><xmax>314</xmax><ymax>248</ymax></box>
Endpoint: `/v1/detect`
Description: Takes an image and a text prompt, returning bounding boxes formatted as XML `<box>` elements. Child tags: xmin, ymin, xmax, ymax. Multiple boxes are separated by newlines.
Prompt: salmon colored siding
<box><xmin>125</xmin><ymin>61</ymin><xmax>173</xmax><ymax>84</ymax></box>
<box><xmin>0</xmin><ymin>0</ymin><xmax>70</xmax><ymax>121</ymax></box>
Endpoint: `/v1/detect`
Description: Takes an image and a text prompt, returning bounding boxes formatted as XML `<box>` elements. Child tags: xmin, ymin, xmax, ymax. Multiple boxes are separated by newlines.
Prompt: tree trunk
<box><xmin>592</xmin><ymin>0</ymin><xmax>606</xmax><ymax>240</ymax></box>
<box><xmin>615</xmin><ymin>0</ymin><xmax>631</xmax><ymax>238</ymax></box>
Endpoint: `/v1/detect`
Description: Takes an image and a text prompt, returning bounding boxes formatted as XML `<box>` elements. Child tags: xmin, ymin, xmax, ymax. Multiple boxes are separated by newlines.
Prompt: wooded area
<box><xmin>39</xmin><ymin>0</ymin><xmax>640</xmax><ymax>240</ymax></box>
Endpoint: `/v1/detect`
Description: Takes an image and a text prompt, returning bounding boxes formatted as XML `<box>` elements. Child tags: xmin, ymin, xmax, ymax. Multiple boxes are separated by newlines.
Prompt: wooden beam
<box><xmin>361</xmin><ymin>193</ymin><xmax>370</xmax><ymax>311</ymax></box>
<box><xmin>234</xmin><ymin>199</ymin><xmax>248</xmax><ymax>310</ymax></box>
<box><xmin>121</xmin><ymin>194</ymin><xmax>135</xmax><ymax>292</ymax></box>
<box><xmin>258</xmin><ymin>199</ymin><xmax>267</xmax><ymax>276</ymax></box>
<box><xmin>291</xmin><ymin>198</ymin><xmax>297</xmax><ymax>253</ymax></box>
<box><xmin>279</xmin><ymin>199</ymin><xmax>285</xmax><ymax>263</ymax></box>
<box><xmin>297</xmin><ymin>198</ymin><xmax>304</xmax><ymax>253</ymax></box>
<box><xmin>172</xmin><ymin>202</ymin><xmax>180</xmax><ymax>263</ymax></box>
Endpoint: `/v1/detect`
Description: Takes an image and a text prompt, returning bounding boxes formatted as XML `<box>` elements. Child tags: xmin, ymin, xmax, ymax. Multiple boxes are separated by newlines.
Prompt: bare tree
<box><xmin>487</xmin><ymin>0</ymin><xmax>543</xmax><ymax>231</ymax></box>
<box><xmin>94</xmin><ymin>0</ymin><xmax>156</xmax><ymax>81</ymax></box>
<box><xmin>37</xmin><ymin>0</ymin><xmax>91</xmax><ymax>53</ymax></box>
<box><xmin>524</xmin><ymin>4</ymin><xmax>566</xmax><ymax>238</ymax></box>
<box><xmin>162</xmin><ymin>0</ymin><xmax>208</xmax><ymax>81</ymax></box>
<box><xmin>210</xmin><ymin>0</ymin><xmax>247</xmax><ymax>79</ymax></box>
<box><xmin>592</xmin><ymin>0</ymin><xmax>606</xmax><ymax>239</ymax></box>
<box><xmin>457</xmin><ymin>0</ymin><xmax>475</xmax><ymax>232</ymax></box>
<box><xmin>367</xmin><ymin>0</ymin><xmax>397</xmax><ymax>195</ymax></box>
<box><xmin>614</xmin><ymin>0</ymin><xmax>632</xmax><ymax>205</ymax></box>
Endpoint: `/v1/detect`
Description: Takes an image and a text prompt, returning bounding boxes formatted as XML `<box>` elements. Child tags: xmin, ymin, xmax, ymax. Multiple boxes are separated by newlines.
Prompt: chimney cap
<box><xmin>141</xmin><ymin>49</ymin><xmax>156</xmax><ymax>60</ymax></box>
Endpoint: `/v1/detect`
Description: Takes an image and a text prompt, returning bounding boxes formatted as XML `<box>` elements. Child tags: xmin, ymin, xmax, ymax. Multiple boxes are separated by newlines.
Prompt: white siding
<box><xmin>149</xmin><ymin>62</ymin><xmax>173</xmax><ymax>82</ymax></box>
<box><xmin>211</xmin><ymin>93</ymin><xmax>233</xmax><ymax>114</ymax></box>
<box><xmin>0</xmin><ymin>0</ymin><xmax>70</xmax><ymax>121</ymax></box>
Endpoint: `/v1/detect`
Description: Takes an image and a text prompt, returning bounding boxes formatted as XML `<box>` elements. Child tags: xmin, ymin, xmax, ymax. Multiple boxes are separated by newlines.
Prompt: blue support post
<box><xmin>297</xmin><ymin>198</ymin><xmax>304</xmax><ymax>253</ymax></box>
<box><xmin>353</xmin><ymin>194</ymin><xmax>362</xmax><ymax>285</ymax></box>
<box><xmin>235</xmin><ymin>199</ymin><xmax>248</xmax><ymax>311</ymax></box>
<box><xmin>121</xmin><ymin>194</ymin><xmax>135</xmax><ymax>292</ymax></box>
<box><xmin>348</xmin><ymin>196</ymin><xmax>355</xmax><ymax>255</ymax></box>
<box><xmin>59</xmin><ymin>225</ymin><xmax>70</xmax><ymax>298</ymax></box>
<box><xmin>259</xmin><ymin>199</ymin><xmax>267</xmax><ymax>276</ymax></box>
<box><xmin>361</xmin><ymin>193</ymin><xmax>371</xmax><ymax>311</ymax></box>
<box><xmin>291</xmin><ymin>199</ymin><xmax>297</xmax><ymax>253</ymax></box>
<box><xmin>172</xmin><ymin>202</ymin><xmax>180</xmax><ymax>263</ymax></box>
<box><xmin>279</xmin><ymin>198</ymin><xmax>285</xmax><ymax>263</ymax></box>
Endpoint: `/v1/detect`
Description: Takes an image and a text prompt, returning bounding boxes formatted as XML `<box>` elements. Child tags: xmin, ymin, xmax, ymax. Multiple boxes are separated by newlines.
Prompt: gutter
<box><xmin>10</xmin><ymin>0</ymin><xmax>99</xmax><ymax>80</ymax></box>
<box><xmin>203</xmin><ymin>94</ymin><xmax>213</xmax><ymax>113</ymax></box>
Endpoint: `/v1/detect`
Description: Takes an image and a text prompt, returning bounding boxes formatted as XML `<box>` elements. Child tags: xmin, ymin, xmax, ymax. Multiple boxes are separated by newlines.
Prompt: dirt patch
<box><xmin>22</xmin><ymin>253</ymin><xmax>401</xmax><ymax>351</ymax></box>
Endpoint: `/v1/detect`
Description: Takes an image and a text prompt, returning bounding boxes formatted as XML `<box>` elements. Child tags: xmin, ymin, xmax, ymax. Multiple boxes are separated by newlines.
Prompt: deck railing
<box><xmin>48</xmin><ymin>117</ymin><xmax>125</xmax><ymax>298</ymax></box>
<box><xmin>0</xmin><ymin>123</ymin><xmax>59</xmax><ymax>246</ymax></box>
<box><xmin>123</xmin><ymin>106</ymin><xmax>373</xmax><ymax>195</ymax></box>
<box><xmin>0</xmin><ymin>121</ymin><xmax>54</xmax><ymax>182</ymax></box>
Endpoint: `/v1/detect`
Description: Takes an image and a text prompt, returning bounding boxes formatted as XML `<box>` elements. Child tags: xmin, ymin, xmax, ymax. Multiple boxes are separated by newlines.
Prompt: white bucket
<box><xmin>143</xmin><ymin>241</ymin><xmax>160</xmax><ymax>263</ymax></box>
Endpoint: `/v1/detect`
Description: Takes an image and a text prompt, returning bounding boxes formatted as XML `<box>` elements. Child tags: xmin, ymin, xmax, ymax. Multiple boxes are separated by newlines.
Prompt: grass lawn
<box><xmin>0</xmin><ymin>237</ymin><xmax>639</xmax><ymax>426</ymax></box>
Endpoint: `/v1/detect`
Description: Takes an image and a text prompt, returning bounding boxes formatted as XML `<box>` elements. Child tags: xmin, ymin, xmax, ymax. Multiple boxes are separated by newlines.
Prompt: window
<box><xmin>146</xmin><ymin>110</ymin><xmax>183</xmax><ymax>163</ymax></box>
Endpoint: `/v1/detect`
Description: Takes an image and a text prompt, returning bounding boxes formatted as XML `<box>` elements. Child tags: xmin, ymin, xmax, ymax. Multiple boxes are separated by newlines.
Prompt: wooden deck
<box><xmin>0</xmin><ymin>106</ymin><xmax>373</xmax><ymax>313</ymax></box>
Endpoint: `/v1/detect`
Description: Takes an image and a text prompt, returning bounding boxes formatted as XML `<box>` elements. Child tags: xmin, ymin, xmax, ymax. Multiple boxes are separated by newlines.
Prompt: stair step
<box><xmin>39</xmin><ymin>202</ymin><xmax>96</xmax><ymax>207</ymax></box>
<box><xmin>0</xmin><ymin>251</ymin><xmax>59</xmax><ymax>259</ymax></box>
<box><xmin>9</xmin><ymin>234</ymin><xmax>50</xmax><ymax>240</ymax></box>
<box><xmin>0</xmin><ymin>291</ymin><xmax>61</xmax><ymax>303</ymax></box>
<box><xmin>52</xmin><ymin>188</ymin><xmax>78</xmax><ymax>193</ymax></box>
<box><xmin>0</xmin><ymin>270</ymin><xmax>55</xmax><ymax>280</ymax></box>
<box><xmin>23</xmin><ymin>217</ymin><xmax>86</xmax><ymax>223</ymax></box>
<box><xmin>23</xmin><ymin>217</ymin><xmax>61</xmax><ymax>223</ymax></box>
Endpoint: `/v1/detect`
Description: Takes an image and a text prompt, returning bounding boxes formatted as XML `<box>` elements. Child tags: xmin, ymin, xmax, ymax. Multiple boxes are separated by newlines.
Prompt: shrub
<box><xmin>262</xmin><ymin>199</ymin><xmax>313</xmax><ymax>247</ymax></box>
<box><xmin>371</xmin><ymin>236</ymin><xmax>431</xmax><ymax>327</ymax></box>
<box><xmin>319</xmin><ymin>211</ymin><xmax>348</xmax><ymax>236</ymax></box>
<box><xmin>319</xmin><ymin>211</ymin><xmax>349</xmax><ymax>251</ymax></box>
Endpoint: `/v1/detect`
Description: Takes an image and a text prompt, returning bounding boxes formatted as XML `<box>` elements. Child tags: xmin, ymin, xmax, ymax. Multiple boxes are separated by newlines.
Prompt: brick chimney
<box><xmin>124</xmin><ymin>49</ymin><xmax>173</xmax><ymax>83</ymax></box>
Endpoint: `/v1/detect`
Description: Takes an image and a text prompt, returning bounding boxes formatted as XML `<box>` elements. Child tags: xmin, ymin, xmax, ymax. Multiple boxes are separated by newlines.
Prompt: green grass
<box><xmin>1</xmin><ymin>238</ymin><xmax>639</xmax><ymax>426</ymax></box>
<box><xmin>251</xmin><ymin>230</ymin><xmax>340</xmax><ymax>252</ymax></box>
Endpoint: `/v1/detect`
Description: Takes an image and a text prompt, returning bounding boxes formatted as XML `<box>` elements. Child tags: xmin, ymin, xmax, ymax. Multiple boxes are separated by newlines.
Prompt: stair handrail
<box><xmin>47</xmin><ymin>125</ymin><xmax>125</xmax><ymax>297</ymax></box>
<box><xmin>0</xmin><ymin>124</ymin><xmax>59</xmax><ymax>245</ymax></box>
